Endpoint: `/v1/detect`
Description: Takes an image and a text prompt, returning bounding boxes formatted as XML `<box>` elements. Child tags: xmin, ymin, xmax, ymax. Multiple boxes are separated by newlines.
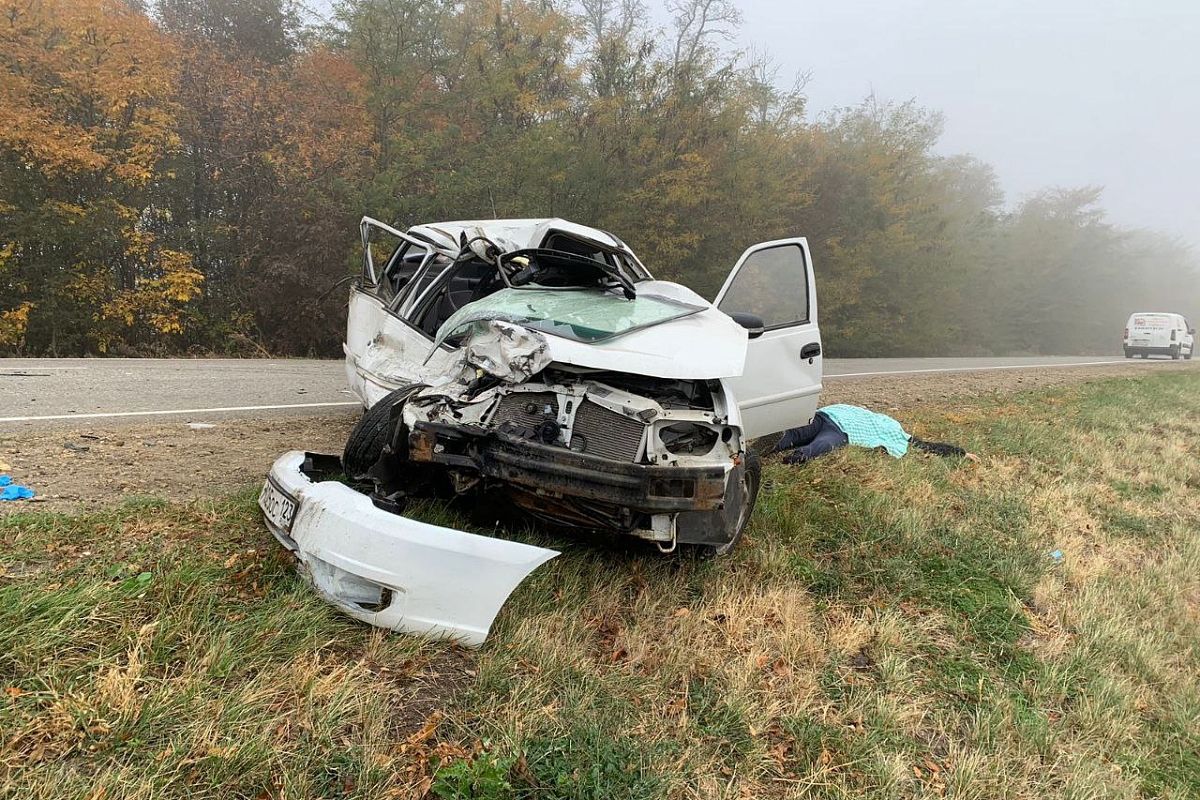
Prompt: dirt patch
<box><xmin>1</xmin><ymin>361</ymin><xmax>1193</xmax><ymax>514</ymax></box>
<box><xmin>0</xmin><ymin>414</ymin><xmax>357</xmax><ymax>514</ymax></box>
<box><xmin>373</xmin><ymin>646</ymin><xmax>479</xmax><ymax>740</ymax></box>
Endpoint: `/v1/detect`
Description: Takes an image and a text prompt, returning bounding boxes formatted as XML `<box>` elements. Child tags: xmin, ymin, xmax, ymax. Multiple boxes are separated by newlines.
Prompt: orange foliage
<box><xmin>0</xmin><ymin>302</ymin><xmax>33</xmax><ymax>348</ymax></box>
<box><xmin>275</xmin><ymin>48</ymin><xmax>376</xmax><ymax>180</ymax></box>
<box><xmin>0</xmin><ymin>0</ymin><xmax>179</xmax><ymax>182</ymax></box>
<box><xmin>101</xmin><ymin>250</ymin><xmax>204</xmax><ymax>343</ymax></box>
<box><xmin>0</xmin><ymin>0</ymin><xmax>201</xmax><ymax>352</ymax></box>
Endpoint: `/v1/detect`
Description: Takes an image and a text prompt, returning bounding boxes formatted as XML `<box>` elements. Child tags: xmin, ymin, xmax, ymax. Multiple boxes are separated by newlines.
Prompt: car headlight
<box><xmin>657</xmin><ymin>421</ymin><xmax>721</xmax><ymax>456</ymax></box>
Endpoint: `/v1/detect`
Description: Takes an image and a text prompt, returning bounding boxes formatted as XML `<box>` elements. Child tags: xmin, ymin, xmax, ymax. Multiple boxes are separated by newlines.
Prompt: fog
<box><xmin>299</xmin><ymin>0</ymin><xmax>1200</xmax><ymax>244</ymax></box>
<box><xmin>5</xmin><ymin>0</ymin><xmax>1197</xmax><ymax>357</ymax></box>
<box><xmin>733</xmin><ymin>0</ymin><xmax>1200</xmax><ymax>246</ymax></box>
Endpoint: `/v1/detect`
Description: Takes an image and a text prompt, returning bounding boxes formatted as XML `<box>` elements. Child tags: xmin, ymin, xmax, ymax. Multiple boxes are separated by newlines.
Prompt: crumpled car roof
<box><xmin>409</xmin><ymin>218</ymin><xmax>629</xmax><ymax>256</ymax></box>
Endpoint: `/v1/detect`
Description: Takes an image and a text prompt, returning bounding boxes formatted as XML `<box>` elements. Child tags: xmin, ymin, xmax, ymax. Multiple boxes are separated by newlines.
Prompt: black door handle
<box><xmin>800</xmin><ymin>342</ymin><xmax>822</xmax><ymax>359</ymax></box>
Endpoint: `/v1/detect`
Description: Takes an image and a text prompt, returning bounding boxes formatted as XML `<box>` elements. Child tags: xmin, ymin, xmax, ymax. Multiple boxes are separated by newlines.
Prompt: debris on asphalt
<box><xmin>187</xmin><ymin>422</ymin><xmax>216</xmax><ymax>430</ymax></box>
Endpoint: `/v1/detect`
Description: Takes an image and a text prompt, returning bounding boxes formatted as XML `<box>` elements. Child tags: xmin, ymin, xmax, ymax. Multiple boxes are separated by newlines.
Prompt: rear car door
<box><xmin>714</xmin><ymin>238</ymin><xmax>822</xmax><ymax>439</ymax></box>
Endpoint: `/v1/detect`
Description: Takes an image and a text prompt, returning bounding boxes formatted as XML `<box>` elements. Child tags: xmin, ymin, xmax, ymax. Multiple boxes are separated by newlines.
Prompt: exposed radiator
<box><xmin>572</xmin><ymin>399</ymin><xmax>645</xmax><ymax>462</ymax></box>
<box><xmin>491</xmin><ymin>392</ymin><xmax>559</xmax><ymax>430</ymax></box>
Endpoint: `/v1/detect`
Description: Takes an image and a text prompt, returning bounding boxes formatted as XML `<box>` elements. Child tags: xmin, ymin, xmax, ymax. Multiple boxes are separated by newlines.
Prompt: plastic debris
<box><xmin>187</xmin><ymin>422</ymin><xmax>216</xmax><ymax>430</ymax></box>
<box><xmin>0</xmin><ymin>475</ymin><xmax>35</xmax><ymax>501</ymax></box>
<box><xmin>1049</xmin><ymin>549</ymin><xmax>1064</xmax><ymax>563</ymax></box>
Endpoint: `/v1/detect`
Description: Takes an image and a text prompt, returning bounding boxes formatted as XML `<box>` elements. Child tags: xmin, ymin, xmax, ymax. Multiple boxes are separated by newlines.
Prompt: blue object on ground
<box><xmin>1050</xmin><ymin>549</ymin><xmax>1064</xmax><ymax>563</ymax></box>
<box><xmin>816</xmin><ymin>404</ymin><xmax>912</xmax><ymax>458</ymax></box>
<box><xmin>0</xmin><ymin>475</ymin><xmax>35</xmax><ymax>500</ymax></box>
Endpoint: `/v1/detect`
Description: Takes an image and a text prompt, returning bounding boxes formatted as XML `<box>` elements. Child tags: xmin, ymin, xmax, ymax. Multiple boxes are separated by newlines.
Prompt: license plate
<box><xmin>259</xmin><ymin>480</ymin><xmax>297</xmax><ymax>531</ymax></box>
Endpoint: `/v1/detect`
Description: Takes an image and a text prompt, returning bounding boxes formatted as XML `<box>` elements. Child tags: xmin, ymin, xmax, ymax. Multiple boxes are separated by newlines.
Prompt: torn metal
<box><xmin>265</xmin><ymin>217</ymin><xmax>823</xmax><ymax>644</ymax></box>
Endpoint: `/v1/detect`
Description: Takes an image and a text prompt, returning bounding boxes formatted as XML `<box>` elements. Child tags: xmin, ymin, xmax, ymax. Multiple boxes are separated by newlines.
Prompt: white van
<box><xmin>1123</xmin><ymin>312</ymin><xmax>1195</xmax><ymax>360</ymax></box>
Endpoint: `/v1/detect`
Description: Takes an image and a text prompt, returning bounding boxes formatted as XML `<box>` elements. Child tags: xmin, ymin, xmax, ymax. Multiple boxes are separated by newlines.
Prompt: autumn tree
<box><xmin>2</xmin><ymin>0</ymin><xmax>1195</xmax><ymax>356</ymax></box>
<box><xmin>0</xmin><ymin>0</ymin><xmax>202</xmax><ymax>354</ymax></box>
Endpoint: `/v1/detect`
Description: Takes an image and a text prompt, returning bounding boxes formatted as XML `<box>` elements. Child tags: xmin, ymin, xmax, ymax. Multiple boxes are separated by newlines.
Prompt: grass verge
<box><xmin>2</xmin><ymin>373</ymin><xmax>1199</xmax><ymax>799</ymax></box>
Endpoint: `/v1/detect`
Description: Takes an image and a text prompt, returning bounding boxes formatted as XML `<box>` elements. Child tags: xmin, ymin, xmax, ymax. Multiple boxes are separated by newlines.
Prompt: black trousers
<box><xmin>773</xmin><ymin>412</ymin><xmax>849</xmax><ymax>463</ymax></box>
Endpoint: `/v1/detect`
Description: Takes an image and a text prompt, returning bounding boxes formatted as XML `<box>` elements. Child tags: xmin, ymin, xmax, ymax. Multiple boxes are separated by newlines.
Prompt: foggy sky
<box><xmin>306</xmin><ymin>0</ymin><xmax>1200</xmax><ymax>245</ymax></box>
<box><xmin>733</xmin><ymin>0</ymin><xmax>1200</xmax><ymax>246</ymax></box>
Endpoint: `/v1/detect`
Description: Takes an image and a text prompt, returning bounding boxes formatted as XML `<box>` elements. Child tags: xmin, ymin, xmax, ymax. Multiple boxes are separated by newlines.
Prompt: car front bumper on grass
<box><xmin>259</xmin><ymin>450</ymin><xmax>559</xmax><ymax>646</ymax></box>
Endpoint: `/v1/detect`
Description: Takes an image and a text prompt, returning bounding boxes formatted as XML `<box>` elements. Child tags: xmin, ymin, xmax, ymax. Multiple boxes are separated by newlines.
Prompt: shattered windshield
<box><xmin>434</xmin><ymin>288</ymin><xmax>704</xmax><ymax>347</ymax></box>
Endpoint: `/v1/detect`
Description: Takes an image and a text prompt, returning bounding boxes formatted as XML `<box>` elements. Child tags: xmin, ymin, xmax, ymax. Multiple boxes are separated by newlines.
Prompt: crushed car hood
<box><xmin>436</xmin><ymin>280</ymin><xmax>749</xmax><ymax>380</ymax></box>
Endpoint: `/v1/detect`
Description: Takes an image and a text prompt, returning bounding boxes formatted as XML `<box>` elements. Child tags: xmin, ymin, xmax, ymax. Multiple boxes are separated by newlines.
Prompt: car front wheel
<box><xmin>343</xmin><ymin>384</ymin><xmax>425</xmax><ymax>480</ymax></box>
<box><xmin>709</xmin><ymin>451</ymin><xmax>762</xmax><ymax>556</ymax></box>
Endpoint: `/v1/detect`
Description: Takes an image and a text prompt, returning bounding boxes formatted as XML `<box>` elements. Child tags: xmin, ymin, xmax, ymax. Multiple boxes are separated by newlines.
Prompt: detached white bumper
<box><xmin>260</xmin><ymin>451</ymin><xmax>558</xmax><ymax>646</ymax></box>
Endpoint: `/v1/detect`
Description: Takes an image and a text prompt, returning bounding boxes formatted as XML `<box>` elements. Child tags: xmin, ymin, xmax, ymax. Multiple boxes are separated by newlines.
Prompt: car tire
<box><xmin>1123</xmin><ymin>348</ymin><xmax>1132</xmax><ymax>359</ymax></box>
<box><xmin>343</xmin><ymin>384</ymin><xmax>424</xmax><ymax>480</ymax></box>
<box><xmin>1171</xmin><ymin>346</ymin><xmax>1181</xmax><ymax>360</ymax></box>
<box><xmin>709</xmin><ymin>451</ymin><xmax>762</xmax><ymax>556</ymax></box>
<box><xmin>1186</xmin><ymin>348</ymin><xmax>1194</xmax><ymax>361</ymax></box>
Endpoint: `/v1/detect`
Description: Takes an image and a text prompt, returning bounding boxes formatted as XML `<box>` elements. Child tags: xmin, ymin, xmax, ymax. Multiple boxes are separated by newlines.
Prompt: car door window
<box><xmin>397</xmin><ymin>252</ymin><xmax>451</xmax><ymax>317</ymax></box>
<box><xmin>411</xmin><ymin>257</ymin><xmax>503</xmax><ymax>336</ymax></box>
<box><xmin>717</xmin><ymin>244</ymin><xmax>809</xmax><ymax>328</ymax></box>
<box><xmin>382</xmin><ymin>243</ymin><xmax>428</xmax><ymax>303</ymax></box>
<box><xmin>361</xmin><ymin>218</ymin><xmax>416</xmax><ymax>302</ymax></box>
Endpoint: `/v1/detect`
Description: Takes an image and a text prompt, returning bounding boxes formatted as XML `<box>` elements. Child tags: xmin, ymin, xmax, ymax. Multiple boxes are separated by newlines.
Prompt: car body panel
<box><xmin>345</xmin><ymin>289</ymin><xmax>462</xmax><ymax>406</ymax></box>
<box><xmin>267</xmin><ymin>216</ymin><xmax>825</xmax><ymax>645</ymax></box>
<box><xmin>261</xmin><ymin>451</ymin><xmax>559</xmax><ymax>646</ymax></box>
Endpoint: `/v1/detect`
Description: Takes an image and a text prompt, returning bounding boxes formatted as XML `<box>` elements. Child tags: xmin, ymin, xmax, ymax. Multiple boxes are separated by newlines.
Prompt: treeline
<box><xmin>1</xmin><ymin>0</ymin><xmax>1196</xmax><ymax>357</ymax></box>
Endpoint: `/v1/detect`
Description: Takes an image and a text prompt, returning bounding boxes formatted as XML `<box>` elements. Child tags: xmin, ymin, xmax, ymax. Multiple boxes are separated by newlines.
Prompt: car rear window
<box><xmin>1131</xmin><ymin>314</ymin><xmax>1172</xmax><ymax>328</ymax></box>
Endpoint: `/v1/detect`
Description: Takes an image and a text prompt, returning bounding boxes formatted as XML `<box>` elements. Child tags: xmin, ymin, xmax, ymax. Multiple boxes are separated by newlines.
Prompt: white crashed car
<box><xmin>261</xmin><ymin>217</ymin><xmax>823</xmax><ymax>644</ymax></box>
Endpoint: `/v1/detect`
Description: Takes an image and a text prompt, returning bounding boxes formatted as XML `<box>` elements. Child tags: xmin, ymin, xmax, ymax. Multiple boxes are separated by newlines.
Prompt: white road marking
<box><xmin>0</xmin><ymin>401</ymin><xmax>361</xmax><ymax>423</ymax></box>
<box><xmin>826</xmin><ymin>359</ymin><xmax>1135</xmax><ymax>379</ymax></box>
<box><xmin>0</xmin><ymin>358</ymin><xmax>1170</xmax><ymax>424</ymax></box>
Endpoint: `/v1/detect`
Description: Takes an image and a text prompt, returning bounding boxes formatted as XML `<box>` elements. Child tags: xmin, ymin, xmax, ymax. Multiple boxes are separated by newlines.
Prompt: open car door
<box><xmin>347</xmin><ymin>217</ymin><xmax>461</xmax><ymax>407</ymax></box>
<box><xmin>714</xmin><ymin>238</ymin><xmax>822</xmax><ymax>440</ymax></box>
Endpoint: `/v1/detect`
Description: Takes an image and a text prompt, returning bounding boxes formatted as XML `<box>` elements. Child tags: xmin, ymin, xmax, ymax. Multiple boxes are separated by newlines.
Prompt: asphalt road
<box><xmin>0</xmin><ymin>355</ymin><xmax>1172</xmax><ymax>427</ymax></box>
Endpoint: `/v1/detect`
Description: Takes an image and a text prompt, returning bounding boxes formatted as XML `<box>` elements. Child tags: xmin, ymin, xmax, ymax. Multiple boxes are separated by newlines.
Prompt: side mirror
<box><xmin>728</xmin><ymin>311</ymin><xmax>765</xmax><ymax>339</ymax></box>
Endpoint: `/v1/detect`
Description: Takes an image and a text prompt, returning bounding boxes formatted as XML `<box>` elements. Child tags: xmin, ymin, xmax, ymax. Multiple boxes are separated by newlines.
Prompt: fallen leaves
<box><xmin>912</xmin><ymin>756</ymin><xmax>950</xmax><ymax>796</ymax></box>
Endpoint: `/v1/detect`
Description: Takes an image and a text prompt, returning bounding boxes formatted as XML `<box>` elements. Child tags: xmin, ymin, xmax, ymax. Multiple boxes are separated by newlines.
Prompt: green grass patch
<box><xmin>3</xmin><ymin>372</ymin><xmax>1200</xmax><ymax>798</ymax></box>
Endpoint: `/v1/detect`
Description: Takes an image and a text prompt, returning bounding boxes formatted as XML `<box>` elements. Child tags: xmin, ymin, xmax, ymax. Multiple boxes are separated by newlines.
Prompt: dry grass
<box><xmin>2</xmin><ymin>373</ymin><xmax>1199</xmax><ymax>799</ymax></box>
